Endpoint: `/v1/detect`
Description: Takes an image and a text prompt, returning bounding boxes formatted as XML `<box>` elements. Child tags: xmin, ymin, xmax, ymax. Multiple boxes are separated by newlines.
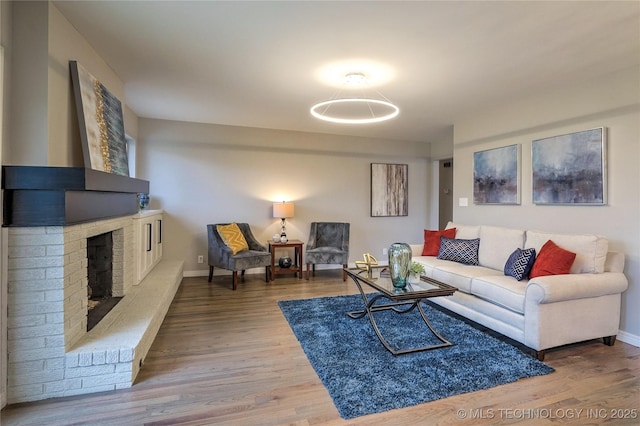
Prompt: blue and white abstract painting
<box><xmin>473</xmin><ymin>144</ymin><xmax>520</xmax><ymax>204</ymax></box>
<box><xmin>532</xmin><ymin>128</ymin><xmax>606</xmax><ymax>205</ymax></box>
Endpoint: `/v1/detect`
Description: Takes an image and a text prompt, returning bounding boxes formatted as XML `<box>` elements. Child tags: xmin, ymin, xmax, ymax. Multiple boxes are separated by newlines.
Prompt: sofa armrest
<box><xmin>605</xmin><ymin>251</ymin><xmax>625</xmax><ymax>273</ymax></box>
<box><xmin>526</xmin><ymin>272</ymin><xmax>628</xmax><ymax>304</ymax></box>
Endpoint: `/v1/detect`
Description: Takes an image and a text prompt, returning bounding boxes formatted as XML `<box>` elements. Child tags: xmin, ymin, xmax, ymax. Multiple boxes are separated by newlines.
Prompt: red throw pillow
<box><xmin>422</xmin><ymin>228</ymin><xmax>456</xmax><ymax>256</ymax></box>
<box><xmin>529</xmin><ymin>240</ymin><xmax>576</xmax><ymax>278</ymax></box>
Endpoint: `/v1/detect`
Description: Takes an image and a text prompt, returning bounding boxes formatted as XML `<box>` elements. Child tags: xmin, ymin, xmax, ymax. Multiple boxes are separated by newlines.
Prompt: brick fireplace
<box><xmin>7</xmin><ymin>216</ymin><xmax>135</xmax><ymax>402</ymax></box>
<box><xmin>3</xmin><ymin>166</ymin><xmax>184</xmax><ymax>404</ymax></box>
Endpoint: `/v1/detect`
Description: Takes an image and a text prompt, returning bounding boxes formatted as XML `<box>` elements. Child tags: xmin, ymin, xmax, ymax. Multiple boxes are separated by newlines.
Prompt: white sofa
<box><xmin>410</xmin><ymin>223</ymin><xmax>628</xmax><ymax>360</ymax></box>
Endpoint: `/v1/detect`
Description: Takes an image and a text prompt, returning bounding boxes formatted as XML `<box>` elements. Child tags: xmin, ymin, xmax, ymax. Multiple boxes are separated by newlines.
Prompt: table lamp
<box><xmin>273</xmin><ymin>201</ymin><xmax>294</xmax><ymax>241</ymax></box>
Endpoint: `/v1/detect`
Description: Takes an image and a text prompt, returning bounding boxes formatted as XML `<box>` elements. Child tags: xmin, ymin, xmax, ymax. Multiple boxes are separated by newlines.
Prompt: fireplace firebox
<box><xmin>87</xmin><ymin>232</ymin><xmax>122</xmax><ymax>331</ymax></box>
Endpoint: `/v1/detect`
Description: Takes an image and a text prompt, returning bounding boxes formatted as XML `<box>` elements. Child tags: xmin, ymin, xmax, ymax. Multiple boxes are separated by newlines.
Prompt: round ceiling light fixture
<box><xmin>310</xmin><ymin>98</ymin><xmax>399</xmax><ymax>124</ymax></box>
<box><xmin>310</xmin><ymin>72</ymin><xmax>399</xmax><ymax>124</ymax></box>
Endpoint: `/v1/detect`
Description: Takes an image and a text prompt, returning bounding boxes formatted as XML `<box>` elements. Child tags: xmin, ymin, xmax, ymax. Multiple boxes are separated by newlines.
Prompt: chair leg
<box><xmin>342</xmin><ymin>264</ymin><xmax>348</xmax><ymax>281</ymax></box>
<box><xmin>208</xmin><ymin>266</ymin><xmax>214</xmax><ymax>282</ymax></box>
<box><xmin>265</xmin><ymin>266</ymin><xmax>269</xmax><ymax>282</ymax></box>
<box><xmin>306</xmin><ymin>263</ymin><xmax>310</xmax><ymax>280</ymax></box>
<box><xmin>312</xmin><ymin>264</ymin><xmax>316</xmax><ymax>276</ymax></box>
<box><xmin>232</xmin><ymin>271</ymin><xmax>238</xmax><ymax>291</ymax></box>
<box><xmin>241</xmin><ymin>270</ymin><xmax>246</xmax><ymax>281</ymax></box>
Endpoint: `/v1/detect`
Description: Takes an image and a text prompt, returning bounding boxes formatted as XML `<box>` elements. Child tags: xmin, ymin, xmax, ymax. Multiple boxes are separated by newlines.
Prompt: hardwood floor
<box><xmin>2</xmin><ymin>272</ymin><xmax>639</xmax><ymax>425</ymax></box>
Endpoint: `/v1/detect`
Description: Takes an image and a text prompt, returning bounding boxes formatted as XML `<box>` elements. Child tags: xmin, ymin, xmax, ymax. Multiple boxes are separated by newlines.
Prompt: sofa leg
<box><xmin>534</xmin><ymin>350</ymin><xmax>545</xmax><ymax>361</ymax></box>
<box><xmin>232</xmin><ymin>271</ymin><xmax>238</xmax><ymax>291</ymax></box>
<box><xmin>306</xmin><ymin>263</ymin><xmax>310</xmax><ymax>280</ymax></box>
<box><xmin>241</xmin><ymin>270</ymin><xmax>246</xmax><ymax>281</ymax></box>
<box><xmin>312</xmin><ymin>264</ymin><xmax>316</xmax><ymax>276</ymax></box>
<box><xmin>603</xmin><ymin>335</ymin><xmax>617</xmax><ymax>346</ymax></box>
<box><xmin>265</xmin><ymin>266</ymin><xmax>269</xmax><ymax>282</ymax></box>
<box><xmin>208</xmin><ymin>266</ymin><xmax>214</xmax><ymax>282</ymax></box>
<box><xmin>342</xmin><ymin>264</ymin><xmax>348</xmax><ymax>281</ymax></box>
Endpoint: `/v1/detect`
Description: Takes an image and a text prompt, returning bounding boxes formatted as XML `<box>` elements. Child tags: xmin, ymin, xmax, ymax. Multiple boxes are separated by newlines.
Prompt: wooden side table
<box><xmin>268</xmin><ymin>239</ymin><xmax>304</xmax><ymax>281</ymax></box>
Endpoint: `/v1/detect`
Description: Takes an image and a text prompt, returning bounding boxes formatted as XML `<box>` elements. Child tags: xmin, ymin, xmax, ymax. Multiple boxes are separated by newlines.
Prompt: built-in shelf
<box><xmin>2</xmin><ymin>166</ymin><xmax>150</xmax><ymax>227</ymax></box>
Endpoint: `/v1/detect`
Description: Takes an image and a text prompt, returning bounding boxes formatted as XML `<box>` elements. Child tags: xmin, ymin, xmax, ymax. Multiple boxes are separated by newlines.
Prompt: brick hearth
<box><xmin>6</xmin><ymin>215</ymin><xmax>182</xmax><ymax>403</ymax></box>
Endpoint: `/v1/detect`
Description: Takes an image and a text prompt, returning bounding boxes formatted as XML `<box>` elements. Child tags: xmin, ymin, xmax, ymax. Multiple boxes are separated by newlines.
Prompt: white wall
<box><xmin>137</xmin><ymin>119</ymin><xmax>434</xmax><ymax>275</ymax></box>
<box><xmin>451</xmin><ymin>66</ymin><xmax>640</xmax><ymax>343</ymax></box>
<box><xmin>8</xmin><ymin>1</ymin><xmax>48</xmax><ymax>165</ymax></box>
<box><xmin>6</xmin><ymin>2</ymin><xmax>133</xmax><ymax>167</ymax></box>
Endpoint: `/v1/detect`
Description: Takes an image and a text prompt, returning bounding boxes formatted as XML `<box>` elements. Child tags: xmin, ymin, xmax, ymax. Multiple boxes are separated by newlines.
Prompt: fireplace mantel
<box><xmin>2</xmin><ymin>166</ymin><xmax>149</xmax><ymax>226</ymax></box>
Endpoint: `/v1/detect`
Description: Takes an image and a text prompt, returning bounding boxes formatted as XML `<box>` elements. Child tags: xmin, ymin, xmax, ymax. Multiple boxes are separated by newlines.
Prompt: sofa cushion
<box><xmin>446</xmin><ymin>222</ymin><xmax>480</xmax><ymax>239</ymax></box>
<box><xmin>504</xmin><ymin>248</ymin><xmax>536</xmax><ymax>281</ymax></box>
<box><xmin>216</xmin><ymin>223</ymin><xmax>249</xmax><ymax>255</ymax></box>
<box><xmin>478</xmin><ymin>226</ymin><xmax>525</xmax><ymax>270</ymax></box>
<box><xmin>470</xmin><ymin>275</ymin><xmax>527</xmax><ymax>314</ymax></box>
<box><xmin>437</xmin><ymin>237</ymin><xmax>480</xmax><ymax>265</ymax></box>
<box><xmin>530</xmin><ymin>240</ymin><xmax>576</xmax><ymax>278</ymax></box>
<box><xmin>422</xmin><ymin>228</ymin><xmax>456</xmax><ymax>256</ymax></box>
<box><xmin>412</xmin><ymin>256</ymin><xmax>458</xmax><ymax>280</ymax></box>
<box><xmin>431</xmin><ymin>263</ymin><xmax>501</xmax><ymax>293</ymax></box>
<box><xmin>525</xmin><ymin>230</ymin><xmax>608</xmax><ymax>273</ymax></box>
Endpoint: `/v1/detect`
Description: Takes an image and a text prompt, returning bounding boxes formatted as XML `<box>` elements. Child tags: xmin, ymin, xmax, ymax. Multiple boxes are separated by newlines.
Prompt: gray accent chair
<box><xmin>207</xmin><ymin>223</ymin><xmax>271</xmax><ymax>290</ymax></box>
<box><xmin>305</xmin><ymin>222</ymin><xmax>350</xmax><ymax>281</ymax></box>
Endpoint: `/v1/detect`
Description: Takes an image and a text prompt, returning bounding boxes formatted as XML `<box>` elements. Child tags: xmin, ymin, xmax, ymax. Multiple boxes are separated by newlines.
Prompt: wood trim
<box><xmin>2</xmin><ymin>166</ymin><xmax>148</xmax><ymax>193</ymax></box>
<box><xmin>2</xmin><ymin>166</ymin><xmax>149</xmax><ymax>226</ymax></box>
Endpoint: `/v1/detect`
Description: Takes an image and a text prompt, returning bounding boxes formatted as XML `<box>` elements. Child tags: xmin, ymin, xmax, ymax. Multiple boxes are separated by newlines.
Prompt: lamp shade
<box><xmin>273</xmin><ymin>202</ymin><xmax>294</xmax><ymax>218</ymax></box>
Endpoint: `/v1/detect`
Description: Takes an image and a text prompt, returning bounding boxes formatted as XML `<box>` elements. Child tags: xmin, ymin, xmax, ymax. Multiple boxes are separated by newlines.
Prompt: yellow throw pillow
<box><xmin>216</xmin><ymin>223</ymin><xmax>249</xmax><ymax>255</ymax></box>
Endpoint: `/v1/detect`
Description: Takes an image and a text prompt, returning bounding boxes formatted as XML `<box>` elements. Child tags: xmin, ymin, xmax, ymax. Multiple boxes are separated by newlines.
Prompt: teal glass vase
<box><xmin>388</xmin><ymin>242</ymin><xmax>412</xmax><ymax>288</ymax></box>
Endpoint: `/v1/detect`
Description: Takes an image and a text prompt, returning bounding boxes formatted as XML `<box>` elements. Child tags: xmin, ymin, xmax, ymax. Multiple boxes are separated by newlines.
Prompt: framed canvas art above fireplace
<box><xmin>70</xmin><ymin>60</ymin><xmax>130</xmax><ymax>177</ymax></box>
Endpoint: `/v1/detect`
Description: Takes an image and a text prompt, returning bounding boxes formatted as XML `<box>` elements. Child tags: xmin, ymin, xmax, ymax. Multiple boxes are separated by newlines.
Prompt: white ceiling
<box><xmin>53</xmin><ymin>1</ymin><xmax>640</xmax><ymax>144</ymax></box>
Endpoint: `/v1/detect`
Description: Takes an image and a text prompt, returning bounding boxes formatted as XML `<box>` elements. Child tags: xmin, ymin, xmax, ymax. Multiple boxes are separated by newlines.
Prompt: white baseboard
<box><xmin>183</xmin><ymin>264</ymin><xmax>349</xmax><ymax>278</ymax></box>
<box><xmin>182</xmin><ymin>268</ymin><xmax>269</xmax><ymax>278</ymax></box>
<box><xmin>183</xmin><ymin>270</ymin><xmax>209</xmax><ymax>278</ymax></box>
<box><xmin>618</xmin><ymin>330</ymin><xmax>640</xmax><ymax>348</ymax></box>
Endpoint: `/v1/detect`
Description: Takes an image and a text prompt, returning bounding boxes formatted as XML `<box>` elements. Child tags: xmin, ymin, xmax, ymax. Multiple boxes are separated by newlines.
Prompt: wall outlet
<box><xmin>197</xmin><ymin>255</ymin><xmax>204</xmax><ymax>264</ymax></box>
<box><xmin>382</xmin><ymin>248</ymin><xmax>388</xmax><ymax>256</ymax></box>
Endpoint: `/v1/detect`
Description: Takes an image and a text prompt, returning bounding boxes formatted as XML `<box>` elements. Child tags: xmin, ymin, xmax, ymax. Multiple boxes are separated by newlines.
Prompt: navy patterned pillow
<box><xmin>504</xmin><ymin>248</ymin><xmax>537</xmax><ymax>281</ymax></box>
<box><xmin>437</xmin><ymin>237</ymin><xmax>480</xmax><ymax>265</ymax></box>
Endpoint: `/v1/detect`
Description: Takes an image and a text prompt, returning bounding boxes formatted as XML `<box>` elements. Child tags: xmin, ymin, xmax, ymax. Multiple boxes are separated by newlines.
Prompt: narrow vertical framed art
<box><xmin>371</xmin><ymin>163</ymin><xmax>408</xmax><ymax>217</ymax></box>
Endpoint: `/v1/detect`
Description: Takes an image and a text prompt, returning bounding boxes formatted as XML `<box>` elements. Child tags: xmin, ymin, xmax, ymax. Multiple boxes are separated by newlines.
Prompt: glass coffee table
<box><xmin>344</xmin><ymin>266</ymin><xmax>457</xmax><ymax>355</ymax></box>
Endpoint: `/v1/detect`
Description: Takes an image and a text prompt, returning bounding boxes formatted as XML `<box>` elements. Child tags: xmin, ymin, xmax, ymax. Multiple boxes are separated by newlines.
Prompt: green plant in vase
<box><xmin>410</xmin><ymin>261</ymin><xmax>425</xmax><ymax>275</ymax></box>
<box><xmin>408</xmin><ymin>261</ymin><xmax>425</xmax><ymax>283</ymax></box>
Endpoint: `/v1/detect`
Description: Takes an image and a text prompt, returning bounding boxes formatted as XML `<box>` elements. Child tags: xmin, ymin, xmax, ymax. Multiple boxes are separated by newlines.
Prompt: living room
<box><xmin>1</xmin><ymin>1</ymin><xmax>639</xmax><ymax>423</ymax></box>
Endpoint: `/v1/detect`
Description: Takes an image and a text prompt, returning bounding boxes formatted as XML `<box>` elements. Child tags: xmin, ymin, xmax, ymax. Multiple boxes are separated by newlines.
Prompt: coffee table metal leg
<box><xmin>346</xmin><ymin>275</ymin><xmax>453</xmax><ymax>355</ymax></box>
<box><xmin>417</xmin><ymin>301</ymin><xmax>452</xmax><ymax>347</ymax></box>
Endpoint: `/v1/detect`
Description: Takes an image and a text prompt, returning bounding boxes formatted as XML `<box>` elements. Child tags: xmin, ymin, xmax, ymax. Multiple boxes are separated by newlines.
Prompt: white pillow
<box><xmin>478</xmin><ymin>226</ymin><xmax>525</xmax><ymax>271</ymax></box>
<box><xmin>446</xmin><ymin>222</ymin><xmax>480</xmax><ymax>239</ymax></box>
<box><xmin>525</xmin><ymin>230</ymin><xmax>608</xmax><ymax>274</ymax></box>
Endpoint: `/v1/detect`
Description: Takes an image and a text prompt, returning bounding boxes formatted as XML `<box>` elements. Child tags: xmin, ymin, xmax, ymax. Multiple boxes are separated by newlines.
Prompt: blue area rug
<box><xmin>278</xmin><ymin>294</ymin><xmax>554</xmax><ymax>419</ymax></box>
